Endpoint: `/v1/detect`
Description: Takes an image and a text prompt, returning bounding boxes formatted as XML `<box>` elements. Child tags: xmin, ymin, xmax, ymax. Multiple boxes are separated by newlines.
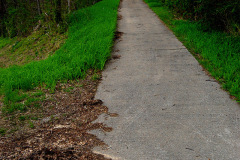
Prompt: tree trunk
<box><xmin>0</xmin><ymin>0</ymin><xmax>6</xmax><ymax>18</ymax></box>
<box><xmin>36</xmin><ymin>0</ymin><xmax>42</xmax><ymax>15</ymax></box>
<box><xmin>68</xmin><ymin>0</ymin><xmax>70</xmax><ymax>13</ymax></box>
<box><xmin>55</xmin><ymin>0</ymin><xmax>62</xmax><ymax>24</ymax></box>
<box><xmin>0</xmin><ymin>0</ymin><xmax>7</xmax><ymax>36</ymax></box>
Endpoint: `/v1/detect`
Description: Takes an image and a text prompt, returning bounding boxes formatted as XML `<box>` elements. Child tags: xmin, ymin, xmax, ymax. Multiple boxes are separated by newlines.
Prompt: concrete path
<box><xmin>93</xmin><ymin>0</ymin><xmax>240</xmax><ymax>159</ymax></box>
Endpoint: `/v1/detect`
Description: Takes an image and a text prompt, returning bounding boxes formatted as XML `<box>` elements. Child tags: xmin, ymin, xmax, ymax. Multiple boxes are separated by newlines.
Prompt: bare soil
<box><xmin>0</xmin><ymin>70</ymin><xmax>115</xmax><ymax>159</ymax></box>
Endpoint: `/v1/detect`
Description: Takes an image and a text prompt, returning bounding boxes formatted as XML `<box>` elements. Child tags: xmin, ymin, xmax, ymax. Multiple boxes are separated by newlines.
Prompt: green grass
<box><xmin>0</xmin><ymin>31</ymin><xmax>66</xmax><ymax>68</ymax></box>
<box><xmin>145</xmin><ymin>0</ymin><xmax>240</xmax><ymax>102</ymax></box>
<box><xmin>0</xmin><ymin>31</ymin><xmax>67</xmax><ymax>68</ymax></box>
<box><xmin>28</xmin><ymin>121</ymin><xmax>35</xmax><ymax>129</ymax></box>
<box><xmin>0</xmin><ymin>38</ymin><xmax>11</xmax><ymax>49</ymax></box>
<box><xmin>91</xmin><ymin>73</ymin><xmax>101</xmax><ymax>81</ymax></box>
<box><xmin>0</xmin><ymin>0</ymin><xmax>120</xmax><ymax>113</ymax></box>
<box><xmin>0</xmin><ymin>127</ymin><xmax>6</xmax><ymax>136</ymax></box>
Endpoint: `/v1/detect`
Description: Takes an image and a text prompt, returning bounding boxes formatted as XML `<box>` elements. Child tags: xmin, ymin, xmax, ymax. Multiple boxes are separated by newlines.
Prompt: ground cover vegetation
<box><xmin>0</xmin><ymin>38</ymin><xmax>11</xmax><ymax>49</ymax></box>
<box><xmin>156</xmin><ymin>0</ymin><xmax>240</xmax><ymax>34</ymax></box>
<box><xmin>0</xmin><ymin>0</ymin><xmax>101</xmax><ymax>38</ymax></box>
<box><xmin>0</xmin><ymin>0</ymin><xmax>119</xmax><ymax>137</ymax></box>
<box><xmin>0</xmin><ymin>31</ymin><xmax>67</xmax><ymax>68</ymax></box>
<box><xmin>0</xmin><ymin>70</ymin><xmax>115</xmax><ymax>159</ymax></box>
<box><xmin>144</xmin><ymin>0</ymin><xmax>240</xmax><ymax>102</ymax></box>
<box><xmin>0</xmin><ymin>0</ymin><xmax>101</xmax><ymax>68</ymax></box>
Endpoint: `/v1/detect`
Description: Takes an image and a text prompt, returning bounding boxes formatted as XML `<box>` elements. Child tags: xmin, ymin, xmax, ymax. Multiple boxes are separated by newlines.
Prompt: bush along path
<box><xmin>92</xmin><ymin>0</ymin><xmax>240</xmax><ymax>159</ymax></box>
<box><xmin>0</xmin><ymin>0</ymin><xmax>120</xmax><ymax>158</ymax></box>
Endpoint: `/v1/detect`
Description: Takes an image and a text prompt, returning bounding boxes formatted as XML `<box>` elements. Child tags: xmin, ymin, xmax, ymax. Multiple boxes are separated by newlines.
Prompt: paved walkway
<box><xmin>93</xmin><ymin>0</ymin><xmax>240</xmax><ymax>159</ymax></box>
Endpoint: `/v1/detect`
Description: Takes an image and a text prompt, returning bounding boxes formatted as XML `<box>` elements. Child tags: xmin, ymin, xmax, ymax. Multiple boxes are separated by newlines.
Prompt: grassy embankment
<box><xmin>0</xmin><ymin>33</ymin><xmax>66</xmax><ymax>68</ymax></box>
<box><xmin>0</xmin><ymin>38</ymin><xmax>11</xmax><ymax>49</ymax></box>
<box><xmin>144</xmin><ymin>0</ymin><xmax>240</xmax><ymax>102</ymax></box>
<box><xmin>0</xmin><ymin>0</ymin><xmax>120</xmax><ymax>113</ymax></box>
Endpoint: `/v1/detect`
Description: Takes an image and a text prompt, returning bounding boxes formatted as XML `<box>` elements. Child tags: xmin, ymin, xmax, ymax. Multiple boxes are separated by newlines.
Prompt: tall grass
<box><xmin>145</xmin><ymin>0</ymin><xmax>240</xmax><ymax>101</ymax></box>
<box><xmin>0</xmin><ymin>0</ymin><xmax>120</xmax><ymax>111</ymax></box>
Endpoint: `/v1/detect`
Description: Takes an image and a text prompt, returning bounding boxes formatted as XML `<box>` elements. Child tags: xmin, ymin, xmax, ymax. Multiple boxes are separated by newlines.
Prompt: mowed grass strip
<box><xmin>144</xmin><ymin>0</ymin><xmax>240</xmax><ymax>102</ymax></box>
<box><xmin>0</xmin><ymin>0</ymin><xmax>120</xmax><ymax>112</ymax></box>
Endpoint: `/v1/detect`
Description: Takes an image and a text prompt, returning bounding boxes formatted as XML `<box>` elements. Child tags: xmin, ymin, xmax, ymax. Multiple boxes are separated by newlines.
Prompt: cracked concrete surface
<box><xmin>92</xmin><ymin>0</ymin><xmax>240</xmax><ymax>159</ymax></box>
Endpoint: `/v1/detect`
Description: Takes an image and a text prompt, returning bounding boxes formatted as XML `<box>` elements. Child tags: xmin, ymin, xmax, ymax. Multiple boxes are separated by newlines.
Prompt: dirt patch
<box><xmin>112</xmin><ymin>54</ymin><xmax>121</xmax><ymax>60</ymax></box>
<box><xmin>114</xmin><ymin>31</ymin><xmax>123</xmax><ymax>41</ymax></box>
<box><xmin>0</xmin><ymin>70</ymin><xmax>114</xmax><ymax>159</ymax></box>
<box><xmin>117</xmin><ymin>15</ymin><xmax>123</xmax><ymax>20</ymax></box>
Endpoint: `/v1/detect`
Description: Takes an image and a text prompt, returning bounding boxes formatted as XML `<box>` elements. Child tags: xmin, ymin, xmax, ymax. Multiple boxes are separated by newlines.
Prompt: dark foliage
<box><xmin>160</xmin><ymin>0</ymin><xmax>240</xmax><ymax>33</ymax></box>
<box><xmin>0</xmin><ymin>0</ymin><xmax>101</xmax><ymax>37</ymax></box>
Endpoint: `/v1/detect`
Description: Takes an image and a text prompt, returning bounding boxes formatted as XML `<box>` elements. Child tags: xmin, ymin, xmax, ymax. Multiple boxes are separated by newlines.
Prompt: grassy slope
<box><xmin>0</xmin><ymin>38</ymin><xmax>11</xmax><ymax>49</ymax></box>
<box><xmin>0</xmin><ymin>32</ymin><xmax>66</xmax><ymax>68</ymax></box>
<box><xmin>0</xmin><ymin>0</ymin><xmax>120</xmax><ymax>112</ymax></box>
<box><xmin>144</xmin><ymin>0</ymin><xmax>240</xmax><ymax>102</ymax></box>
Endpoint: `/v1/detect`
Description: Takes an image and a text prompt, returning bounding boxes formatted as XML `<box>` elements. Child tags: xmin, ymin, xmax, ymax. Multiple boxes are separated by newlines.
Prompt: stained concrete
<box><xmin>92</xmin><ymin>0</ymin><xmax>240</xmax><ymax>159</ymax></box>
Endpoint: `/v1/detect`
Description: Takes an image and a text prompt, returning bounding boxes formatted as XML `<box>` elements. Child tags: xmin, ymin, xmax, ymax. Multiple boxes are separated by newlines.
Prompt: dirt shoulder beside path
<box><xmin>0</xmin><ymin>70</ymin><xmax>114</xmax><ymax>159</ymax></box>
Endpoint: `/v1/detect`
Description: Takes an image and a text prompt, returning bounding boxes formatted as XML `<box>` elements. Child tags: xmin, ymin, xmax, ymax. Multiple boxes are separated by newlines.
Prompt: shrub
<box><xmin>160</xmin><ymin>0</ymin><xmax>240</xmax><ymax>33</ymax></box>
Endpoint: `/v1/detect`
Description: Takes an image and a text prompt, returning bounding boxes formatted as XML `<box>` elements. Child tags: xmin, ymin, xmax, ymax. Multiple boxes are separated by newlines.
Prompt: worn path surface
<box><xmin>93</xmin><ymin>0</ymin><xmax>240</xmax><ymax>159</ymax></box>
